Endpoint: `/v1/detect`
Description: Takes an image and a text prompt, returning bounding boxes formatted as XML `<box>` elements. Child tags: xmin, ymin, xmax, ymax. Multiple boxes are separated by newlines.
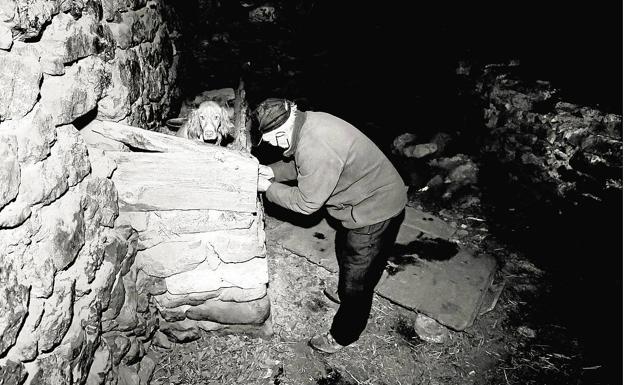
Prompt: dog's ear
<box><xmin>218</xmin><ymin>105</ymin><xmax>234</xmax><ymax>136</ymax></box>
<box><xmin>184</xmin><ymin>109</ymin><xmax>203</xmax><ymax>140</ymax></box>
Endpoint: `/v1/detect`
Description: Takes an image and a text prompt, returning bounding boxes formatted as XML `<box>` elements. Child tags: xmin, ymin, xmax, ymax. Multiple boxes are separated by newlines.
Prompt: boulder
<box><xmin>0</xmin><ymin>54</ymin><xmax>42</xmax><ymax>120</ymax></box>
<box><xmin>39</xmin><ymin>56</ymin><xmax>105</xmax><ymax>126</ymax></box>
<box><xmin>98</xmin><ymin>49</ymin><xmax>142</xmax><ymax>121</ymax></box>
<box><xmin>37</xmin><ymin>13</ymin><xmax>99</xmax><ymax>63</ymax></box>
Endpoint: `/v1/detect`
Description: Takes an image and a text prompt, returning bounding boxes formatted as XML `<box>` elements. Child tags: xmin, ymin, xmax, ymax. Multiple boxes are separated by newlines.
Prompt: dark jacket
<box><xmin>266</xmin><ymin>111</ymin><xmax>407</xmax><ymax>229</ymax></box>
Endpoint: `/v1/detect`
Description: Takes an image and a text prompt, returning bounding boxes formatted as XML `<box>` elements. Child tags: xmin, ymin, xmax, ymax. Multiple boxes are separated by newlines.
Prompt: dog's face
<box><xmin>196</xmin><ymin>101</ymin><xmax>226</xmax><ymax>141</ymax></box>
<box><xmin>176</xmin><ymin>100</ymin><xmax>235</xmax><ymax>145</ymax></box>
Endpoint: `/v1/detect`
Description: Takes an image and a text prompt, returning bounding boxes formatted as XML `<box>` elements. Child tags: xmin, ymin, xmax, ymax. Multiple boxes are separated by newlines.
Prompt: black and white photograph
<box><xmin>0</xmin><ymin>1</ymin><xmax>621</xmax><ymax>384</ymax></box>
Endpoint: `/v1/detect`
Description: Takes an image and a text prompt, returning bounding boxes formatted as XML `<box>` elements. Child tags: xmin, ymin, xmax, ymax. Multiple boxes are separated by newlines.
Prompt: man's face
<box><xmin>262</xmin><ymin>128</ymin><xmax>290</xmax><ymax>149</ymax></box>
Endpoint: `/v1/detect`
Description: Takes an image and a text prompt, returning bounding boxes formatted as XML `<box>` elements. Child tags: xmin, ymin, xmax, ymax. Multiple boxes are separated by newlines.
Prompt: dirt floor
<box><xmin>150</xmin><ymin>195</ymin><xmax>607</xmax><ymax>385</ymax></box>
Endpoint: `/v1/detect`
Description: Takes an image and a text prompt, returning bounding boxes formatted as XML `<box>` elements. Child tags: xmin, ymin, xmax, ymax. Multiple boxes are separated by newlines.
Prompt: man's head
<box><xmin>251</xmin><ymin>98</ymin><xmax>297</xmax><ymax>148</ymax></box>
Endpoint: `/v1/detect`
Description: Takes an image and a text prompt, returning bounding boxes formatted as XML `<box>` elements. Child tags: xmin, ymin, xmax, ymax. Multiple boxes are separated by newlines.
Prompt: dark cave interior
<box><xmin>168</xmin><ymin>1</ymin><xmax>623</xmax><ymax>381</ymax></box>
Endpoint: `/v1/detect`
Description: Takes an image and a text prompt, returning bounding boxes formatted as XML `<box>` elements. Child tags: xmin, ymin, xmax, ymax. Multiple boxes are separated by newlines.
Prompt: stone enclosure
<box><xmin>0</xmin><ymin>1</ymin><xmax>268</xmax><ymax>385</ymax></box>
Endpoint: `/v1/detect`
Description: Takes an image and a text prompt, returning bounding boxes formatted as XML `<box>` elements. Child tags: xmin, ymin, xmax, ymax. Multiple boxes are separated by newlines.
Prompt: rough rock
<box><xmin>135</xmin><ymin>238</ymin><xmax>214</xmax><ymax>278</ymax></box>
<box><xmin>98</xmin><ymin>49</ymin><xmax>142</xmax><ymax>121</ymax></box>
<box><xmin>102</xmin><ymin>271</ymin><xmax>126</xmax><ymax>322</ymax></box>
<box><xmin>249</xmin><ymin>5</ymin><xmax>277</xmax><ymax>23</ymax></box>
<box><xmin>102</xmin><ymin>0</ymin><xmax>127</xmax><ymax>22</ymax></box>
<box><xmin>39</xmin><ymin>56</ymin><xmax>105</xmax><ymax>126</ymax></box>
<box><xmin>39</xmin><ymin>56</ymin><xmax>65</xmax><ymax>75</ymax></box>
<box><xmin>121</xmin><ymin>337</ymin><xmax>144</xmax><ymax>365</ymax></box>
<box><xmin>107</xmin><ymin>12</ymin><xmax>137</xmax><ymax>49</ymax></box>
<box><xmin>134</xmin><ymin>6</ymin><xmax>161</xmax><ymax>43</ymax></box>
<box><xmin>82</xmin><ymin>177</ymin><xmax>119</xmax><ymax>229</ymax></box>
<box><xmin>159</xmin><ymin>319</ymin><xmax>200</xmax><ymax>343</ymax></box>
<box><xmin>137</xmin><ymin>353</ymin><xmax>156</xmax><ymax>385</ymax></box>
<box><xmin>117</xmin><ymin>364</ymin><xmax>140</xmax><ymax>385</ymax></box>
<box><xmin>104</xmin><ymin>334</ymin><xmax>131</xmax><ymax>367</ymax></box>
<box><xmin>115</xmin><ymin>268</ymin><xmax>139</xmax><ymax>332</ymax></box>
<box><xmin>136</xmin><ymin>270</ymin><xmax>166</xmax><ymax>296</ymax></box>
<box><xmin>28</xmin><ymin>347</ymin><xmax>73</xmax><ymax>385</ymax></box>
<box><xmin>0</xmin><ymin>266</ymin><xmax>29</xmax><ymax>356</ymax></box>
<box><xmin>5</xmin><ymin>297</ymin><xmax>44</xmax><ymax>362</ymax></box>
<box><xmin>37</xmin><ymin>277</ymin><xmax>75</xmax><ymax>353</ymax></box>
<box><xmin>0</xmin><ymin>360</ymin><xmax>27</xmax><ymax>385</ymax></box>
<box><xmin>151</xmin><ymin>331</ymin><xmax>171</xmax><ymax>349</ymax></box>
<box><xmin>154</xmin><ymin>290</ymin><xmax>221</xmax><ymax>309</ymax></box>
<box><xmin>158</xmin><ymin>305</ymin><xmax>189</xmax><ymax>322</ymax></box>
<box><xmin>0</xmin><ymin>21</ymin><xmax>12</xmax><ymax>50</ymax></box>
<box><xmin>186</xmin><ymin>295</ymin><xmax>270</xmax><ymax>325</ymax></box>
<box><xmin>11</xmin><ymin>104</ymin><xmax>56</xmax><ymax>164</ymax></box>
<box><xmin>413</xmin><ymin>313</ymin><xmax>450</xmax><ymax>344</ymax></box>
<box><xmin>0</xmin><ymin>54</ymin><xmax>42</xmax><ymax>120</ymax></box>
<box><xmin>85</xmin><ymin>343</ymin><xmax>112</xmax><ymax>385</ymax></box>
<box><xmin>165</xmin><ymin>257</ymin><xmax>269</xmax><ymax>295</ymax></box>
<box><xmin>35</xmin><ymin>187</ymin><xmax>86</xmax><ymax>272</ymax></box>
<box><xmin>55</xmin><ymin>125</ymin><xmax>92</xmax><ymax>186</ymax></box>
<box><xmin>9</xmin><ymin>0</ymin><xmax>59</xmax><ymax>40</ymax></box>
<box><xmin>0</xmin><ymin>135</ymin><xmax>20</xmax><ymax>210</ymax></box>
<box><xmin>37</xmin><ymin>12</ymin><xmax>99</xmax><ymax>63</ymax></box>
<box><xmin>0</xmin><ymin>199</ymin><xmax>31</xmax><ymax>228</ymax></box>
<box><xmin>219</xmin><ymin>286</ymin><xmax>267</xmax><ymax>302</ymax></box>
<box><xmin>16</xmin><ymin>124</ymin><xmax>88</xmax><ymax>207</ymax></box>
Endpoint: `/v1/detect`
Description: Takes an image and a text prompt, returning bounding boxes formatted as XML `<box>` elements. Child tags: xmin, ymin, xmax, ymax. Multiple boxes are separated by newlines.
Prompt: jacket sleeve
<box><xmin>268</xmin><ymin>160</ymin><xmax>298</xmax><ymax>182</ymax></box>
<box><xmin>265</xmin><ymin>142</ymin><xmax>343</xmax><ymax>215</ymax></box>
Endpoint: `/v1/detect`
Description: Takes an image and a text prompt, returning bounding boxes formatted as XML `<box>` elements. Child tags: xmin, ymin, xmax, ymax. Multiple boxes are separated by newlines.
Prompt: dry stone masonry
<box><xmin>478</xmin><ymin>65</ymin><xmax>622</xmax><ymax>207</ymax></box>
<box><xmin>0</xmin><ymin>1</ymin><xmax>268</xmax><ymax>385</ymax></box>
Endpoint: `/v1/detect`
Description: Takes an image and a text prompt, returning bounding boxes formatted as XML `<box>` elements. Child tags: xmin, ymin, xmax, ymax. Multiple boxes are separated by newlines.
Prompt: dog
<box><xmin>175</xmin><ymin>100</ymin><xmax>233</xmax><ymax>146</ymax></box>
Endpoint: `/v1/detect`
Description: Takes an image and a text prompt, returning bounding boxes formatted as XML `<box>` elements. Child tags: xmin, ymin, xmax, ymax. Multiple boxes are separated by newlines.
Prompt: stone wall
<box><xmin>478</xmin><ymin>65</ymin><xmax>622</xmax><ymax>209</ymax></box>
<box><xmin>0</xmin><ymin>1</ymin><xmax>183</xmax><ymax>384</ymax></box>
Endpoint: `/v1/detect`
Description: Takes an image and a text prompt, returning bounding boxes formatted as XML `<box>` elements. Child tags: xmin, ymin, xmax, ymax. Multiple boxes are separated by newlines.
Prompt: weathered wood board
<box><xmin>88</xmin><ymin>119</ymin><xmax>253</xmax><ymax>155</ymax></box>
<box><xmin>107</xmin><ymin>151</ymin><xmax>258</xmax><ymax>213</ymax></box>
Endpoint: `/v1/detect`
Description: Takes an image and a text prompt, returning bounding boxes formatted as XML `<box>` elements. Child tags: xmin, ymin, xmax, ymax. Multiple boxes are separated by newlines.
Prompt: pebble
<box><xmin>517</xmin><ymin>326</ymin><xmax>536</xmax><ymax>338</ymax></box>
<box><xmin>413</xmin><ymin>313</ymin><xmax>450</xmax><ymax>344</ymax></box>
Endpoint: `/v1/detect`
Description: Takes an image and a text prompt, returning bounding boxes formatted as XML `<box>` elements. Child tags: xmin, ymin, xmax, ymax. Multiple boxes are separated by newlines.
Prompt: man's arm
<box><xmin>268</xmin><ymin>159</ymin><xmax>298</xmax><ymax>182</ymax></box>
<box><xmin>265</xmin><ymin>143</ymin><xmax>343</xmax><ymax>215</ymax></box>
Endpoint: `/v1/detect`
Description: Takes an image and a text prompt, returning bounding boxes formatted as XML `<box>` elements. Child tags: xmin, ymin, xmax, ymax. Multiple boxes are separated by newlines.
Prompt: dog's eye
<box><xmin>214</xmin><ymin>114</ymin><xmax>220</xmax><ymax>120</ymax></box>
<box><xmin>200</xmin><ymin>116</ymin><xmax>206</xmax><ymax>121</ymax></box>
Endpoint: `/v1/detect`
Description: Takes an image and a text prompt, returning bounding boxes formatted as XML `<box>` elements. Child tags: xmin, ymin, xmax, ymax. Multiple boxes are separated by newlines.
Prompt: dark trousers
<box><xmin>330</xmin><ymin>210</ymin><xmax>404</xmax><ymax>346</ymax></box>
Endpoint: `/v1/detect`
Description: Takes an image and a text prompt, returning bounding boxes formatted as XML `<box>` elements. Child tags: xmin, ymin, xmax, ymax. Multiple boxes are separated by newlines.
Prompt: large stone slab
<box><xmin>271</xmin><ymin>207</ymin><xmax>496</xmax><ymax>330</ymax></box>
<box><xmin>376</xmin><ymin>248</ymin><xmax>496</xmax><ymax>330</ymax></box>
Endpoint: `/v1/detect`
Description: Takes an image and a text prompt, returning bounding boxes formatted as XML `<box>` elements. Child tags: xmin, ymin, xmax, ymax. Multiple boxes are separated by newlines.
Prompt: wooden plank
<box><xmin>89</xmin><ymin>119</ymin><xmax>257</xmax><ymax>158</ymax></box>
<box><xmin>108</xmin><ymin>151</ymin><xmax>258</xmax><ymax>213</ymax></box>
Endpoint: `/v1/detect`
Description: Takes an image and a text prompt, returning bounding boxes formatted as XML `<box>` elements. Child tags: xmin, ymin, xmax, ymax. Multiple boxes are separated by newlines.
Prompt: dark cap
<box><xmin>250</xmin><ymin>98</ymin><xmax>291</xmax><ymax>146</ymax></box>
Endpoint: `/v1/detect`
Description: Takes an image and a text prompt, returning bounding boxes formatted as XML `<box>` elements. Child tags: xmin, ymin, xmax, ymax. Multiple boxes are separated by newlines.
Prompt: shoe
<box><xmin>323</xmin><ymin>281</ymin><xmax>340</xmax><ymax>304</ymax></box>
<box><xmin>309</xmin><ymin>332</ymin><xmax>345</xmax><ymax>354</ymax></box>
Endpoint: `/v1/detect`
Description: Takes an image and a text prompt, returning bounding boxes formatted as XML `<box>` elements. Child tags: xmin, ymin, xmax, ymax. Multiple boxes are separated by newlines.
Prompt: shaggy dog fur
<box><xmin>176</xmin><ymin>101</ymin><xmax>233</xmax><ymax>145</ymax></box>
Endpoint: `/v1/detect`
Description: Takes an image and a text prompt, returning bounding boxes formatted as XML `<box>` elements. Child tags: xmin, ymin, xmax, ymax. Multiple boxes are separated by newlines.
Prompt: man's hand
<box><xmin>258</xmin><ymin>165</ymin><xmax>274</xmax><ymax>181</ymax></box>
<box><xmin>258</xmin><ymin>176</ymin><xmax>272</xmax><ymax>193</ymax></box>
